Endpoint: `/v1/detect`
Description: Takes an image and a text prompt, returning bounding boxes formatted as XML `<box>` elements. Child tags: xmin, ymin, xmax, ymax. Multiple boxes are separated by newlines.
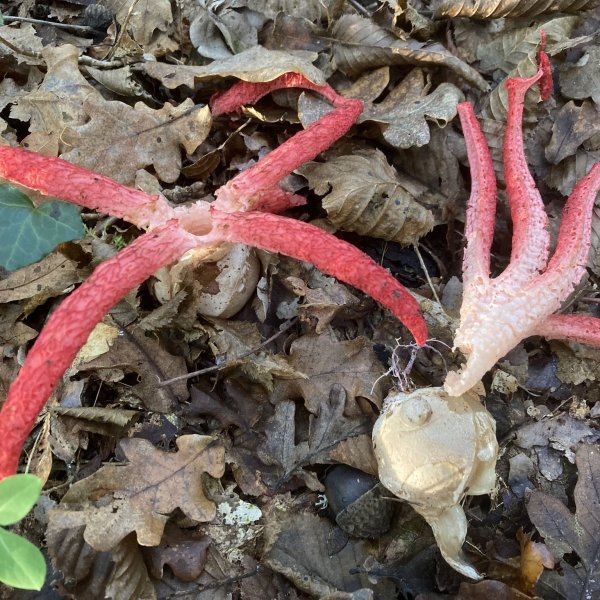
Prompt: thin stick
<box><xmin>3</xmin><ymin>15</ymin><xmax>107</xmax><ymax>36</ymax></box>
<box><xmin>158</xmin><ymin>318</ymin><xmax>298</xmax><ymax>386</ymax></box>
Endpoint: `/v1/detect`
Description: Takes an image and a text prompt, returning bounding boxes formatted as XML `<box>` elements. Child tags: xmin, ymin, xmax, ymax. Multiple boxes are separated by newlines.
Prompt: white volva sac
<box><xmin>372</xmin><ymin>387</ymin><xmax>498</xmax><ymax>579</ymax></box>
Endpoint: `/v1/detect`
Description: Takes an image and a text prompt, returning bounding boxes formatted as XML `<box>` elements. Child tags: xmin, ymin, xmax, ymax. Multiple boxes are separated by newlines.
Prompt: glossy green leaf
<box><xmin>0</xmin><ymin>527</ymin><xmax>46</xmax><ymax>590</ymax></box>
<box><xmin>0</xmin><ymin>474</ymin><xmax>43</xmax><ymax>526</ymax></box>
<box><xmin>0</xmin><ymin>185</ymin><xmax>85</xmax><ymax>271</ymax></box>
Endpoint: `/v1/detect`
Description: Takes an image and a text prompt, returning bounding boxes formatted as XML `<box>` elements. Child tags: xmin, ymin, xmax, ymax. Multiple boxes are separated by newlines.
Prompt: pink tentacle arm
<box><xmin>457</xmin><ymin>103</ymin><xmax>497</xmax><ymax>288</ymax></box>
<box><xmin>210</xmin><ymin>74</ymin><xmax>363</xmax><ymax>212</ymax></box>
<box><xmin>0</xmin><ymin>222</ymin><xmax>198</xmax><ymax>479</ymax></box>
<box><xmin>534</xmin><ymin>162</ymin><xmax>600</xmax><ymax>298</ymax></box>
<box><xmin>497</xmin><ymin>37</ymin><xmax>553</xmax><ymax>287</ymax></box>
<box><xmin>210</xmin><ymin>208</ymin><xmax>428</xmax><ymax>345</ymax></box>
<box><xmin>0</xmin><ymin>147</ymin><xmax>176</xmax><ymax>230</ymax></box>
<box><xmin>532</xmin><ymin>313</ymin><xmax>600</xmax><ymax>345</ymax></box>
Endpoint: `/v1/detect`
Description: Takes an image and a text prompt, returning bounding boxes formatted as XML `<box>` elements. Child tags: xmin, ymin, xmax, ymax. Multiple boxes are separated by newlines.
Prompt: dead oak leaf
<box><xmin>201</xmin><ymin>318</ymin><xmax>306</xmax><ymax>392</ymax></box>
<box><xmin>50</xmin><ymin>435</ymin><xmax>225</xmax><ymax>551</ymax></box>
<box><xmin>528</xmin><ymin>444</ymin><xmax>600</xmax><ymax>599</ymax></box>
<box><xmin>76</xmin><ymin>325</ymin><xmax>189</xmax><ymax>413</ymax></box>
<box><xmin>272</xmin><ymin>332</ymin><xmax>387</xmax><ymax>414</ymax></box>
<box><xmin>258</xmin><ymin>385</ymin><xmax>370</xmax><ymax>482</ymax></box>
<box><xmin>10</xmin><ymin>45</ymin><xmax>101</xmax><ymax>155</ymax></box>
<box><xmin>359</xmin><ymin>68</ymin><xmax>463</xmax><ymax>150</ymax></box>
<box><xmin>103</xmin><ymin>0</ymin><xmax>172</xmax><ymax>46</ymax></box>
<box><xmin>62</xmin><ymin>97</ymin><xmax>211</xmax><ymax>184</ymax></box>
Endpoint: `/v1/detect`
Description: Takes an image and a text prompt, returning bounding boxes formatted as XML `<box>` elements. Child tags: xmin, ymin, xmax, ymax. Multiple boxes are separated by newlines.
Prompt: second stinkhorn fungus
<box><xmin>445</xmin><ymin>39</ymin><xmax>600</xmax><ymax>397</ymax></box>
<box><xmin>0</xmin><ymin>74</ymin><xmax>427</xmax><ymax>480</ymax></box>
<box><xmin>374</xmin><ymin>36</ymin><xmax>600</xmax><ymax>580</ymax></box>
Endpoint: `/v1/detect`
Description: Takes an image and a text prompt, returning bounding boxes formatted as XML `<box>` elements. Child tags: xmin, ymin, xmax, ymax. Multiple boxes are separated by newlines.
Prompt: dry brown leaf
<box><xmin>528</xmin><ymin>445</ymin><xmax>600</xmax><ymax>599</ymax></box>
<box><xmin>258</xmin><ymin>385</ymin><xmax>370</xmax><ymax>482</ymax></box>
<box><xmin>433</xmin><ymin>0</ymin><xmax>600</xmax><ymax>18</ymax></box>
<box><xmin>47</xmin><ymin>525</ymin><xmax>155</xmax><ymax>600</ymax></box>
<box><xmin>545</xmin><ymin>100</ymin><xmax>600</xmax><ymax>164</ymax></box>
<box><xmin>61</xmin><ymin>97</ymin><xmax>211</xmax><ymax>184</ymax></box>
<box><xmin>10</xmin><ymin>45</ymin><xmax>100</xmax><ymax>154</ymax></box>
<box><xmin>77</xmin><ymin>326</ymin><xmax>189</xmax><ymax>413</ymax></box>
<box><xmin>287</xmin><ymin>275</ymin><xmax>364</xmax><ymax>333</ymax></box>
<box><xmin>49</xmin><ymin>435</ymin><xmax>225</xmax><ymax>551</ymax></box>
<box><xmin>0</xmin><ymin>23</ymin><xmax>44</xmax><ymax>65</ymax></box>
<box><xmin>559</xmin><ymin>45</ymin><xmax>600</xmax><ymax>106</ymax></box>
<box><xmin>0</xmin><ymin>67</ymin><xmax>42</xmax><ymax>113</ymax></box>
<box><xmin>359</xmin><ymin>68</ymin><xmax>464</xmax><ymax>149</ymax></box>
<box><xmin>263</xmin><ymin>511</ymin><xmax>396</xmax><ymax>598</ymax></box>
<box><xmin>103</xmin><ymin>0</ymin><xmax>172</xmax><ymax>46</ymax></box>
<box><xmin>331</xmin><ymin>15</ymin><xmax>489</xmax><ymax>91</ymax></box>
<box><xmin>271</xmin><ymin>332</ymin><xmax>387</xmax><ymax>414</ymax></box>
<box><xmin>0</xmin><ymin>251</ymin><xmax>82</xmax><ymax>306</ymax></box>
<box><xmin>517</xmin><ymin>529</ymin><xmax>555</xmax><ymax>594</ymax></box>
<box><xmin>141</xmin><ymin>45</ymin><xmax>324</xmax><ymax>90</ymax></box>
<box><xmin>145</xmin><ymin>525</ymin><xmax>211</xmax><ymax>582</ymax></box>
<box><xmin>51</xmin><ymin>406</ymin><xmax>139</xmax><ymax>438</ymax></box>
<box><xmin>83</xmin><ymin>65</ymin><xmax>148</xmax><ymax>100</ymax></box>
<box><xmin>327</xmin><ymin>434</ymin><xmax>379</xmax><ymax>477</ymax></box>
<box><xmin>299</xmin><ymin>148</ymin><xmax>434</xmax><ymax>245</ymax></box>
<box><xmin>201</xmin><ymin>318</ymin><xmax>307</xmax><ymax>391</ymax></box>
<box><xmin>0</xmin><ymin>303</ymin><xmax>37</xmax><ymax>345</ymax></box>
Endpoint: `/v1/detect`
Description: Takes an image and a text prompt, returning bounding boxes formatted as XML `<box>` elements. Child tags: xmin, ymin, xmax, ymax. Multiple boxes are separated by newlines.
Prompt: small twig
<box><xmin>0</xmin><ymin>33</ymin><xmax>124</xmax><ymax>68</ymax></box>
<box><xmin>413</xmin><ymin>242</ymin><xmax>444</xmax><ymax>309</ymax></box>
<box><xmin>106</xmin><ymin>0</ymin><xmax>140</xmax><ymax>61</ymax></box>
<box><xmin>158</xmin><ymin>318</ymin><xmax>298</xmax><ymax>386</ymax></box>
<box><xmin>3</xmin><ymin>15</ymin><xmax>107</xmax><ymax>37</ymax></box>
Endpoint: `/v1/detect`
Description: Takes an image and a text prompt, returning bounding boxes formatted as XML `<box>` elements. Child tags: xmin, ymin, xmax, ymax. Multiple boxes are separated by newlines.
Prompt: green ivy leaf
<box><xmin>0</xmin><ymin>185</ymin><xmax>85</xmax><ymax>271</ymax></box>
<box><xmin>0</xmin><ymin>527</ymin><xmax>46</xmax><ymax>590</ymax></box>
<box><xmin>0</xmin><ymin>474</ymin><xmax>43</xmax><ymax>526</ymax></box>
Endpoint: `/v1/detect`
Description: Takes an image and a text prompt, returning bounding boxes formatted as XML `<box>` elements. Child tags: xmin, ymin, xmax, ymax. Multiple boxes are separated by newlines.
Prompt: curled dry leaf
<box><xmin>141</xmin><ymin>45</ymin><xmax>325</xmax><ymax>90</ymax></box>
<box><xmin>545</xmin><ymin>100</ymin><xmax>600</xmax><ymax>164</ymax></box>
<box><xmin>299</xmin><ymin>148</ymin><xmax>434</xmax><ymax>246</ymax></box>
<box><xmin>433</xmin><ymin>0</ymin><xmax>600</xmax><ymax>18</ymax></box>
<box><xmin>262</xmin><ymin>511</ymin><xmax>396</xmax><ymax>598</ymax></box>
<box><xmin>48</xmin><ymin>527</ymin><xmax>156</xmax><ymax>599</ymax></box>
<box><xmin>48</xmin><ymin>435</ymin><xmax>224</xmax><ymax>552</ymax></box>
<box><xmin>528</xmin><ymin>444</ymin><xmax>600</xmax><ymax>599</ymax></box>
<box><xmin>331</xmin><ymin>15</ymin><xmax>489</xmax><ymax>91</ymax></box>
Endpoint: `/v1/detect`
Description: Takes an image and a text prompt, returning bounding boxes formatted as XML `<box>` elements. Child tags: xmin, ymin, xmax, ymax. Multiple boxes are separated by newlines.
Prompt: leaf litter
<box><xmin>2</xmin><ymin>0</ymin><xmax>600</xmax><ymax>598</ymax></box>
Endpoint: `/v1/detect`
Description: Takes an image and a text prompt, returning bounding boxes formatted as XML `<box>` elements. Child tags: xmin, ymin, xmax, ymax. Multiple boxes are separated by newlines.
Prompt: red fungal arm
<box><xmin>209</xmin><ymin>73</ymin><xmax>343</xmax><ymax>116</ymax></box>
<box><xmin>0</xmin><ymin>147</ymin><xmax>176</xmax><ymax>229</ymax></box>
<box><xmin>210</xmin><ymin>74</ymin><xmax>363</xmax><ymax>212</ymax></box>
<box><xmin>541</xmin><ymin>163</ymin><xmax>600</xmax><ymax>291</ymax></box>
<box><xmin>532</xmin><ymin>313</ymin><xmax>600</xmax><ymax>346</ymax></box>
<box><xmin>457</xmin><ymin>103</ymin><xmax>497</xmax><ymax>287</ymax></box>
<box><xmin>210</xmin><ymin>209</ymin><xmax>428</xmax><ymax>345</ymax></box>
<box><xmin>499</xmin><ymin>47</ymin><xmax>552</xmax><ymax>286</ymax></box>
<box><xmin>0</xmin><ymin>222</ymin><xmax>197</xmax><ymax>479</ymax></box>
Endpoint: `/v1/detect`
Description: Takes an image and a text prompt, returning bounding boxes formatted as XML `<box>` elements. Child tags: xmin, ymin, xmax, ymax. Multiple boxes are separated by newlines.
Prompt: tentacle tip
<box><xmin>537</xmin><ymin>30</ymin><xmax>553</xmax><ymax>101</ymax></box>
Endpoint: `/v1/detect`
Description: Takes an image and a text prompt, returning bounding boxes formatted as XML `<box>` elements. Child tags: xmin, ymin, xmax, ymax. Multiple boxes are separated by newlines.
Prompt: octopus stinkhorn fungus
<box><xmin>446</xmin><ymin>40</ymin><xmax>600</xmax><ymax>397</ymax></box>
<box><xmin>0</xmin><ymin>74</ymin><xmax>427</xmax><ymax>481</ymax></box>
<box><xmin>374</xmin><ymin>37</ymin><xmax>600</xmax><ymax>579</ymax></box>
